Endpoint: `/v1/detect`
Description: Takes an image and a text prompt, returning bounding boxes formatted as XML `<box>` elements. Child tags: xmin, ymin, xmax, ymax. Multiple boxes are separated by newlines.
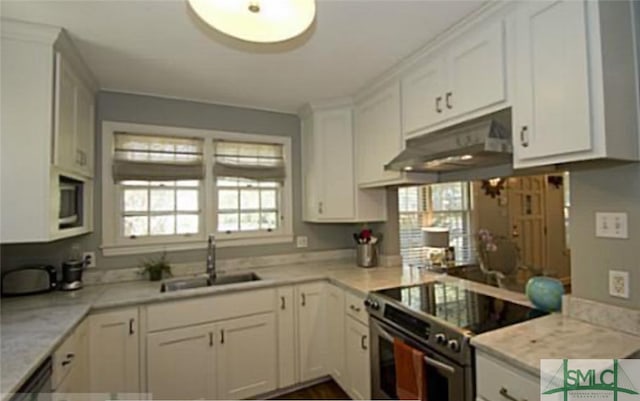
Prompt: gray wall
<box><xmin>569</xmin><ymin>163</ymin><xmax>640</xmax><ymax>310</ymax></box>
<box><xmin>0</xmin><ymin>91</ymin><xmax>360</xmax><ymax>270</ymax></box>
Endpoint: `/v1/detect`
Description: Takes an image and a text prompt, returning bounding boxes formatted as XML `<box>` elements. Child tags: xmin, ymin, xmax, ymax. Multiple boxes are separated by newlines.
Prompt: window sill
<box><xmin>101</xmin><ymin>235</ymin><xmax>294</xmax><ymax>257</ymax></box>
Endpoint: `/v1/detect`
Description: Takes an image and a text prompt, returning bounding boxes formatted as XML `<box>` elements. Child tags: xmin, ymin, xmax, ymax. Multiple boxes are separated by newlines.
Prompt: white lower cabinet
<box><xmin>326</xmin><ymin>285</ymin><xmax>346</xmax><ymax>387</ymax></box>
<box><xmin>296</xmin><ymin>282</ymin><xmax>328</xmax><ymax>381</ymax></box>
<box><xmin>216</xmin><ymin>313</ymin><xmax>277</xmax><ymax>400</ymax></box>
<box><xmin>344</xmin><ymin>312</ymin><xmax>371</xmax><ymax>400</ymax></box>
<box><xmin>476</xmin><ymin>350</ymin><xmax>539</xmax><ymax>401</ymax></box>
<box><xmin>276</xmin><ymin>286</ymin><xmax>297</xmax><ymax>388</ymax></box>
<box><xmin>89</xmin><ymin>308</ymin><xmax>140</xmax><ymax>395</ymax></box>
<box><xmin>147</xmin><ymin>324</ymin><xmax>217</xmax><ymax>400</ymax></box>
<box><xmin>52</xmin><ymin>320</ymin><xmax>89</xmax><ymax>401</ymax></box>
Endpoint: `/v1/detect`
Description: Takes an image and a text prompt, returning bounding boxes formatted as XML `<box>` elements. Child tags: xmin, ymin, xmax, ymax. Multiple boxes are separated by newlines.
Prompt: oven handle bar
<box><xmin>423</xmin><ymin>355</ymin><xmax>456</xmax><ymax>375</ymax></box>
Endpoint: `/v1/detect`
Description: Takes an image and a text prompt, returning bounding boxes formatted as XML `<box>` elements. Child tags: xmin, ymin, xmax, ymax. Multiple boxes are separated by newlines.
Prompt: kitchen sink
<box><xmin>160</xmin><ymin>272</ymin><xmax>261</xmax><ymax>292</ymax></box>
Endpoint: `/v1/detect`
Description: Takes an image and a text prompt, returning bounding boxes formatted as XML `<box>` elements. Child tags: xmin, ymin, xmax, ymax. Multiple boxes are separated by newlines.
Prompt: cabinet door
<box><xmin>401</xmin><ymin>57</ymin><xmax>446</xmax><ymax>136</ymax></box>
<box><xmin>276</xmin><ymin>286</ymin><xmax>297</xmax><ymax>388</ymax></box>
<box><xmin>448</xmin><ymin>20</ymin><xmax>506</xmax><ymax>118</ymax></box>
<box><xmin>354</xmin><ymin>84</ymin><xmax>403</xmax><ymax>186</ymax></box>
<box><xmin>513</xmin><ymin>0</ymin><xmax>591</xmax><ymax>165</ymax></box>
<box><xmin>217</xmin><ymin>313</ymin><xmax>277</xmax><ymax>399</ymax></box>
<box><xmin>89</xmin><ymin>308</ymin><xmax>139</xmax><ymax>395</ymax></box>
<box><xmin>345</xmin><ymin>318</ymin><xmax>371</xmax><ymax>400</ymax></box>
<box><xmin>54</xmin><ymin>52</ymin><xmax>76</xmax><ymax>172</ymax></box>
<box><xmin>315</xmin><ymin>108</ymin><xmax>355</xmax><ymax>220</ymax></box>
<box><xmin>74</xmin><ymin>83</ymin><xmax>94</xmax><ymax>177</ymax></box>
<box><xmin>326</xmin><ymin>285</ymin><xmax>346</xmax><ymax>387</ymax></box>
<box><xmin>147</xmin><ymin>324</ymin><xmax>216</xmax><ymax>400</ymax></box>
<box><xmin>296</xmin><ymin>282</ymin><xmax>327</xmax><ymax>381</ymax></box>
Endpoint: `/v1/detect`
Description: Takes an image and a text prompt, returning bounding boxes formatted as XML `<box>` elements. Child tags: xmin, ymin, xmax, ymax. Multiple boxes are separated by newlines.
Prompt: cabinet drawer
<box><xmin>345</xmin><ymin>291</ymin><xmax>367</xmax><ymax>325</ymax></box>
<box><xmin>147</xmin><ymin>288</ymin><xmax>276</xmax><ymax>332</ymax></box>
<box><xmin>476</xmin><ymin>352</ymin><xmax>539</xmax><ymax>401</ymax></box>
<box><xmin>52</xmin><ymin>319</ymin><xmax>87</xmax><ymax>390</ymax></box>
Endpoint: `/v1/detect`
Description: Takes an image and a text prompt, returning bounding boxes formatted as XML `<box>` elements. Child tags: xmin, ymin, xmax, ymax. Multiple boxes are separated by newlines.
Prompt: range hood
<box><xmin>385</xmin><ymin>109</ymin><xmax>512</xmax><ymax>173</ymax></box>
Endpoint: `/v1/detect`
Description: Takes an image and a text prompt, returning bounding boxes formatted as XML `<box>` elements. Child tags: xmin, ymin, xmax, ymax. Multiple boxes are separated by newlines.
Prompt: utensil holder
<box><xmin>356</xmin><ymin>243</ymin><xmax>378</xmax><ymax>268</ymax></box>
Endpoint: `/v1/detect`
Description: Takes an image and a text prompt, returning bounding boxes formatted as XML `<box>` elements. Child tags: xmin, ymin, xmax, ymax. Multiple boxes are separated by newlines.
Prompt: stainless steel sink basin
<box><xmin>160</xmin><ymin>273</ymin><xmax>261</xmax><ymax>292</ymax></box>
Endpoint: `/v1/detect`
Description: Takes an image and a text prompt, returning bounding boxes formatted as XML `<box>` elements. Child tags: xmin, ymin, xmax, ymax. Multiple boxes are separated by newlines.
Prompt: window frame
<box><xmin>101</xmin><ymin>121</ymin><xmax>293</xmax><ymax>256</ymax></box>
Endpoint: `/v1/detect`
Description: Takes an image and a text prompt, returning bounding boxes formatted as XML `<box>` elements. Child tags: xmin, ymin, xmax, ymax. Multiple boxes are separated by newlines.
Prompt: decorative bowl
<box><xmin>525</xmin><ymin>276</ymin><xmax>564</xmax><ymax>312</ymax></box>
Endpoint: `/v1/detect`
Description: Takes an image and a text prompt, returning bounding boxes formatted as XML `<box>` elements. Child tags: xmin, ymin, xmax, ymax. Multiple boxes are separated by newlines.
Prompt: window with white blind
<box><xmin>213</xmin><ymin>141</ymin><xmax>285</xmax><ymax>236</ymax></box>
<box><xmin>101</xmin><ymin>122</ymin><xmax>293</xmax><ymax>255</ymax></box>
<box><xmin>398</xmin><ymin>182</ymin><xmax>473</xmax><ymax>266</ymax></box>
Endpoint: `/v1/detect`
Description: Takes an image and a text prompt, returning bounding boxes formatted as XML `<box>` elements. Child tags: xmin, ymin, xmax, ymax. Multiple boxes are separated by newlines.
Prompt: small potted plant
<box><xmin>141</xmin><ymin>252</ymin><xmax>172</xmax><ymax>281</ymax></box>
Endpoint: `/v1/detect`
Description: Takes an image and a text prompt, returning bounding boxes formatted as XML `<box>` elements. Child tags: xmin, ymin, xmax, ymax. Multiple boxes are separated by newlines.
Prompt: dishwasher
<box><xmin>9</xmin><ymin>357</ymin><xmax>52</xmax><ymax>401</ymax></box>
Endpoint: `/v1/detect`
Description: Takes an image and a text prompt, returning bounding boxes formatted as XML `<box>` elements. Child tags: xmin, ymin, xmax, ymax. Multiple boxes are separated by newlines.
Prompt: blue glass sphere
<box><xmin>525</xmin><ymin>276</ymin><xmax>564</xmax><ymax>312</ymax></box>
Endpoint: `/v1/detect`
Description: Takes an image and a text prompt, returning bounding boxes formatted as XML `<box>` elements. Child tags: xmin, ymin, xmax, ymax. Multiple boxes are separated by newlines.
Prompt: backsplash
<box><xmin>563</xmin><ymin>295</ymin><xmax>640</xmax><ymax>336</ymax></box>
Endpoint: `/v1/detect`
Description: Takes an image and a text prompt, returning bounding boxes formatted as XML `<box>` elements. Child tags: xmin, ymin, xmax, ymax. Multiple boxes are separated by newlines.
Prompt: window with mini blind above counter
<box><xmin>101</xmin><ymin>121</ymin><xmax>293</xmax><ymax>256</ymax></box>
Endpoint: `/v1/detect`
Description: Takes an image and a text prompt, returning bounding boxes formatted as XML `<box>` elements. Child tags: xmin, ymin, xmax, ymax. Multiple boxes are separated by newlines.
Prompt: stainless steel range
<box><xmin>365</xmin><ymin>281</ymin><xmax>548</xmax><ymax>401</ymax></box>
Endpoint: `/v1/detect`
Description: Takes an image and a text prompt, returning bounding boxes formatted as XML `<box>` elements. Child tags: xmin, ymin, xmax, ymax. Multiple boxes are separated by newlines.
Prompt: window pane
<box><xmin>124</xmin><ymin>189</ymin><xmax>148</xmax><ymax>212</ymax></box>
<box><xmin>122</xmin><ymin>180</ymin><xmax>149</xmax><ymax>186</ymax></box>
<box><xmin>124</xmin><ymin>216</ymin><xmax>148</xmax><ymax>237</ymax></box>
<box><xmin>261</xmin><ymin>212</ymin><xmax>277</xmax><ymax>230</ymax></box>
<box><xmin>430</xmin><ymin>183</ymin><xmax>465</xmax><ymax>211</ymax></box>
<box><xmin>398</xmin><ymin>187</ymin><xmax>418</xmax><ymax>212</ymax></box>
<box><xmin>177</xmin><ymin>214</ymin><xmax>198</xmax><ymax>234</ymax></box>
<box><xmin>218</xmin><ymin>213</ymin><xmax>239</xmax><ymax>232</ymax></box>
<box><xmin>240</xmin><ymin>189</ymin><xmax>259</xmax><ymax>210</ymax></box>
<box><xmin>150</xmin><ymin>215</ymin><xmax>175</xmax><ymax>235</ymax></box>
<box><xmin>177</xmin><ymin>189</ymin><xmax>198</xmax><ymax>211</ymax></box>
<box><xmin>261</xmin><ymin>190</ymin><xmax>277</xmax><ymax>209</ymax></box>
<box><xmin>150</xmin><ymin>189</ymin><xmax>175</xmax><ymax>211</ymax></box>
<box><xmin>240</xmin><ymin>213</ymin><xmax>260</xmax><ymax>230</ymax></box>
<box><xmin>218</xmin><ymin>190</ymin><xmax>238</xmax><ymax>210</ymax></box>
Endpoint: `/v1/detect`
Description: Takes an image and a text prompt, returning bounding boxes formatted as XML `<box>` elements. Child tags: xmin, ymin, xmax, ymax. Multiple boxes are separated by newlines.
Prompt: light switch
<box><xmin>609</xmin><ymin>270</ymin><xmax>630</xmax><ymax>299</ymax></box>
<box><xmin>595</xmin><ymin>212</ymin><xmax>628</xmax><ymax>239</ymax></box>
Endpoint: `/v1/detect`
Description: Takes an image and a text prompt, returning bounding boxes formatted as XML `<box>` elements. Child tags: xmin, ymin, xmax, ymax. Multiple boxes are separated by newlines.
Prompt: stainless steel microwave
<box><xmin>59</xmin><ymin>176</ymin><xmax>83</xmax><ymax>228</ymax></box>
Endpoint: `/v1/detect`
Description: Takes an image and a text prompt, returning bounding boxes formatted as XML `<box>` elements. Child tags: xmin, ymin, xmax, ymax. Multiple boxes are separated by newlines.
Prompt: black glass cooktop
<box><xmin>375</xmin><ymin>281</ymin><xmax>549</xmax><ymax>335</ymax></box>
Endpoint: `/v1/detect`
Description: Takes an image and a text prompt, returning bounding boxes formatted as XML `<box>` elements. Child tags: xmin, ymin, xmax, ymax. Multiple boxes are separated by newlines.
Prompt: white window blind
<box><xmin>398</xmin><ymin>182</ymin><xmax>474</xmax><ymax>266</ymax></box>
<box><xmin>112</xmin><ymin>133</ymin><xmax>204</xmax><ymax>182</ymax></box>
<box><xmin>214</xmin><ymin>140</ymin><xmax>285</xmax><ymax>182</ymax></box>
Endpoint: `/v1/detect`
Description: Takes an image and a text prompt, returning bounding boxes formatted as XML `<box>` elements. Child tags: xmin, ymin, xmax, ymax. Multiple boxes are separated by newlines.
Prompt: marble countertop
<box><xmin>471</xmin><ymin>313</ymin><xmax>640</xmax><ymax>377</ymax></box>
<box><xmin>2</xmin><ymin>260</ymin><xmax>639</xmax><ymax>399</ymax></box>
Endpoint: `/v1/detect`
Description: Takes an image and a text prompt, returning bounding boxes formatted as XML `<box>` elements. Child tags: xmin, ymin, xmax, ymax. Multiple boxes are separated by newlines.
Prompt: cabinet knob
<box><xmin>129</xmin><ymin>318</ymin><xmax>135</xmax><ymax>335</ymax></box>
<box><xmin>445</xmin><ymin>92</ymin><xmax>453</xmax><ymax>109</ymax></box>
<box><xmin>435</xmin><ymin>97</ymin><xmax>443</xmax><ymax>113</ymax></box>
<box><xmin>301</xmin><ymin>293</ymin><xmax>306</xmax><ymax>307</ymax></box>
<box><xmin>361</xmin><ymin>335</ymin><xmax>368</xmax><ymax>350</ymax></box>
<box><xmin>280</xmin><ymin>296</ymin><xmax>286</xmax><ymax>310</ymax></box>
<box><xmin>520</xmin><ymin>126</ymin><xmax>529</xmax><ymax>148</ymax></box>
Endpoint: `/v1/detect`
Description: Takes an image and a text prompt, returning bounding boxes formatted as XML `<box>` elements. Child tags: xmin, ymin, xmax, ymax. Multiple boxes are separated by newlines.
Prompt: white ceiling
<box><xmin>1</xmin><ymin>0</ymin><xmax>485</xmax><ymax>113</ymax></box>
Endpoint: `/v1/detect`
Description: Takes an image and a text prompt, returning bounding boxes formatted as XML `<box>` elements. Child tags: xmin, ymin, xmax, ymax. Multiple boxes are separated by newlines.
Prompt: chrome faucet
<box><xmin>206</xmin><ymin>234</ymin><xmax>216</xmax><ymax>282</ymax></box>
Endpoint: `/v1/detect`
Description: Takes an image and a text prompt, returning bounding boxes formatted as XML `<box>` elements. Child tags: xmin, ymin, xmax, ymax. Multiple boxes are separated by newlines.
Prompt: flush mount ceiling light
<box><xmin>188</xmin><ymin>0</ymin><xmax>316</xmax><ymax>43</ymax></box>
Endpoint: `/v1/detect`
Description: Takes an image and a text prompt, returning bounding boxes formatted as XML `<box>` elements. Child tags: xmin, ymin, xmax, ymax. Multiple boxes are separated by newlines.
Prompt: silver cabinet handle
<box><xmin>446</xmin><ymin>92</ymin><xmax>453</xmax><ymax>109</ymax></box>
<box><xmin>361</xmin><ymin>335</ymin><xmax>368</xmax><ymax>350</ymax></box>
<box><xmin>520</xmin><ymin>126</ymin><xmax>529</xmax><ymax>148</ymax></box>
<box><xmin>220</xmin><ymin>329</ymin><xmax>225</xmax><ymax>344</ymax></box>
<box><xmin>499</xmin><ymin>387</ymin><xmax>527</xmax><ymax>401</ymax></box>
<box><xmin>435</xmin><ymin>96</ymin><xmax>443</xmax><ymax>113</ymax></box>
<box><xmin>280</xmin><ymin>296</ymin><xmax>286</xmax><ymax>310</ymax></box>
<box><xmin>129</xmin><ymin>318</ymin><xmax>135</xmax><ymax>335</ymax></box>
<box><xmin>209</xmin><ymin>332</ymin><xmax>214</xmax><ymax>347</ymax></box>
<box><xmin>301</xmin><ymin>293</ymin><xmax>306</xmax><ymax>307</ymax></box>
<box><xmin>350</xmin><ymin>304</ymin><xmax>361</xmax><ymax>312</ymax></box>
<box><xmin>318</xmin><ymin>202</ymin><xmax>323</xmax><ymax>214</ymax></box>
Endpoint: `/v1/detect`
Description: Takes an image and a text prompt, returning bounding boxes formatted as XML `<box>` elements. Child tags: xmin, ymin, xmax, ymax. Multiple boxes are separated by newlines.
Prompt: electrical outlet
<box><xmin>595</xmin><ymin>212</ymin><xmax>628</xmax><ymax>239</ymax></box>
<box><xmin>296</xmin><ymin>236</ymin><xmax>308</xmax><ymax>248</ymax></box>
<box><xmin>609</xmin><ymin>270</ymin><xmax>629</xmax><ymax>299</ymax></box>
<box><xmin>82</xmin><ymin>251</ymin><xmax>96</xmax><ymax>268</ymax></box>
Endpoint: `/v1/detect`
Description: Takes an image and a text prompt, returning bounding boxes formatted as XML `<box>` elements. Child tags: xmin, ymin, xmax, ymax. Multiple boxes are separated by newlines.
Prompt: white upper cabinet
<box><xmin>512</xmin><ymin>0</ymin><xmax>639</xmax><ymax>168</ymax></box>
<box><xmin>401</xmin><ymin>58</ymin><xmax>446</xmax><ymax>136</ymax></box>
<box><xmin>300</xmin><ymin>101</ymin><xmax>387</xmax><ymax>222</ymax></box>
<box><xmin>354</xmin><ymin>83</ymin><xmax>404</xmax><ymax>186</ymax></box>
<box><xmin>0</xmin><ymin>20</ymin><xmax>97</xmax><ymax>243</ymax></box>
<box><xmin>401</xmin><ymin>20</ymin><xmax>506</xmax><ymax>138</ymax></box>
<box><xmin>54</xmin><ymin>52</ymin><xmax>95</xmax><ymax>178</ymax></box>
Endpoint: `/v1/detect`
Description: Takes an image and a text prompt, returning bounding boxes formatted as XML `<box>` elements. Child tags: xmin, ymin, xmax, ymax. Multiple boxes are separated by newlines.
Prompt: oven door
<box><xmin>370</xmin><ymin>317</ymin><xmax>470</xmax><ymax>401</ymax></box>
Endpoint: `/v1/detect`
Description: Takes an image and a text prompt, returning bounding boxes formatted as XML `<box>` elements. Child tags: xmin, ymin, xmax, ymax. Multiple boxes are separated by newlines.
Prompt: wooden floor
<box><xmin>273</xmin><ymin>380</ymin><xmax>351</xmax><ymax>400</ymax></box>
